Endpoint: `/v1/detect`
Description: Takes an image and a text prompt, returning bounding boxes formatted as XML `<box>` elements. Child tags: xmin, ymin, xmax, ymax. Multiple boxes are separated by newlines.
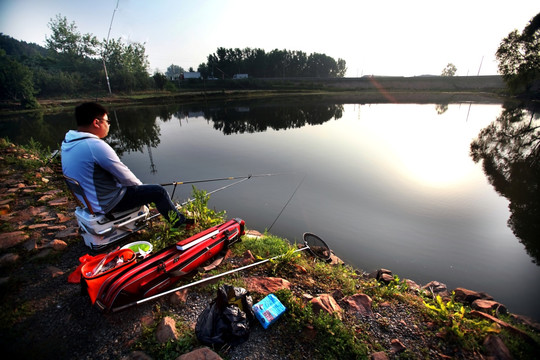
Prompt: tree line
<box><xmin>1</xmin><ymin>12</ymin><xmax>539</xmax><ymax>109</ymax></box>
<box><xmin>0</xmin><ymin>15</ymin><xmax>347</xmax><ymax>108</ymax></box>
<box><xmin>196</xmin><ymin>47</ymin><xmax>347</xmax><ymax>79</ymax></box>
<box><xmin>0</xmin><ymin>15</ymin><xmax>151</xmax><ymax>108</ymax></box>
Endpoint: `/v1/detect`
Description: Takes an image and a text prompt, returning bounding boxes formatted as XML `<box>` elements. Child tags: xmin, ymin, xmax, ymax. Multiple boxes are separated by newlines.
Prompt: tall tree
<box><xmin>496</xmin><ymin>12</ymin><xmax>540</xmax><ymax>96</ymax></box>
<box><xmin>103</xmin><ymin>38</ymin><xmax>150</xmax><ymax>91</ymax></box>
<box><xmin>441</xmin><ymin>63</ymin><xmax>457</xmax><ymax>76</ymax></box>
<box><xmin>166</xmin><ymin>64</ymin><xmax>184</xmax><ymax>79</ymax></box>
<box><xmin>46</xmin><ymin>14</ymin><xmax>98</xmax><ymax>59</ymax></box>
<box><xmin>0</xmin><ymin>49</ymin><xmax>38</xmax><ymax>108</ymax></box>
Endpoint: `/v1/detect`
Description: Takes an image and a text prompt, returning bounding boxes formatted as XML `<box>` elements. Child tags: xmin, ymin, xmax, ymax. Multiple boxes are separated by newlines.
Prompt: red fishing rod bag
<box><xmin>94</xmin><ymin>218</ymin><xmax>245</xmax><ymax>312</ymax></box>
<box><xmin>80</xmin><ymin>248</ymin><xmax>137</xmax><ymax>304</ymax></box>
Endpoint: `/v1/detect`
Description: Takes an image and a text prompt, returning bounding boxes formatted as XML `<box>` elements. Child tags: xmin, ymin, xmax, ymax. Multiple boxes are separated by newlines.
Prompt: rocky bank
<box><xmin>1</xmin><ymin>140</ymin><xmax>539</xmax><ymax>359</ymax></box>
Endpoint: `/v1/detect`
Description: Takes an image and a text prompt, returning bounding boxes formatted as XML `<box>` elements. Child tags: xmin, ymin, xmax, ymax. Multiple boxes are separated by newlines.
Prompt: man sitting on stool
<box><xmin>61</xmin><ymin>102</ymin><xmax>190</xmax><ymax>227</ymax></box>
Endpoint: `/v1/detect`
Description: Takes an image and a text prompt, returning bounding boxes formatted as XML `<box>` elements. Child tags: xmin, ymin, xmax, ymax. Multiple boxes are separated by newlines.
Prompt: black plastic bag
<box><xmin>195</xmin><ymin>284</ymin><xmax>254</xmax><ymax>348</ymax></box>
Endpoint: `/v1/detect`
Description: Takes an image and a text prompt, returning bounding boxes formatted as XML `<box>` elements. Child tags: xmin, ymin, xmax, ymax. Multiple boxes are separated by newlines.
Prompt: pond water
<box><xmin>2</xmin><ymin>97</ymin><xmax>539</xmax><ymax>321</ymax></box>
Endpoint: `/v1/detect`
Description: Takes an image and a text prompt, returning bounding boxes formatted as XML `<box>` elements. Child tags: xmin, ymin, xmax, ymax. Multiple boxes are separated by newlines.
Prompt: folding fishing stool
<box><xmin>63</xmin><ymin>175</ymin><xmax>149</xmax><ymax>250</ymax></box>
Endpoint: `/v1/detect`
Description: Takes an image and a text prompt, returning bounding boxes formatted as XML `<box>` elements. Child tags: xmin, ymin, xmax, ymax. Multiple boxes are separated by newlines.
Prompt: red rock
<box><xmin>453</xmin><ymin>287</ymin><xmax>493</xmax><ymax>304</ymax></box>
<box><xmin>155</xmin><ymin>316</ymin><xmax>178</xmax><ymax>343</ymax></box>
<box><xmin>177</xmin><ymin>347</ymin><xmax>222</xmax><ymax>360</ymax></box>
<box><xmin>370</xmin><ymin>351</ymin><xmax>389</xmax><ymax>360</ymax></box>
<box><xmin>46</xmin><ymin>225</ymin><xmax>67</xmax><ymax>231</ymax></box>
<box><xmin>55</xmin><ymin>226</ymin><xmax>79</xmax><ymax>239</ymax></box>
<box><xmin>405</xmin><ymin>279</ymin><xmax>420</xmax><ymax>291</ymax></box>
<box><xmin>422</xmin><ymin>281</ymin><xmax>449</xmax><ymax>297</ymax></box>
<box><xmin>328</xmin><ymin>253</ymin><xmax>344</xmax><ymax>265</ymax></box>
<box><xmin>48</xmin><ymin>239</ymin><xmax>68</xmax><ymax>251</ymax></box>
<box><xmin>56</xmin><ymin>213</ymin><xmax>71</xmax><ymax>223</ymax></box>
<box><xmin>28</xmin><ymin>223</ymin><xmax>49</xmax><ymax>230</ymax></box>
<box><xmin>244</xmin><ymin>229</ymin><xmax>263</xmax><ymax>238</ymax></box>
<box><xmin>169</xmin><ymin>289</ymin><xmax>189</xmax><ymax>305</ymax></box>
<box><xmin>379</xmin><ymin>273</ymin><xmax>394</xmax><ymax>283</ymax></box>
<box><xmin>48</xmin><ymin>197</ymin><xmax>69</xmax><ymax>207</ymax></box>
<box><xmin>0</xmin><ymin>253</ymin><xmax>20</xmax><ymax>267</ymax></box>
<box><xmin>310</xmin><ymin>294</ymin><xmax>342</xmax><ymax>319</ymax></box>
<box><xmin>244</xmin><ymin>276</ymin><xmax>291</xmax><ymax>294</ymax></box>
<box><xmin>240</xmin><ymin>250</ymin><xmax>255</xmax><ymax>265</ymax></box>
<box><xmin>343</xmin><ymin>293</ymin><xmax>373</xmax><ymax>316</ymax></box>
<box><xmin>38</xmin><ymin>194</ymin><xmax>55</xmax><ymax>202</ymax></box>
<box><xmin>0</xmin><ymin>231</ymin><xmax>29</xmax><ymax>249</ymax></box>
<box><xmin>483</xmin><ymin>335</ymin><xmax>512</xmax><ymax>360</ymax></box>
<box><xmin>140</xmin><ymin>315</ymin><xmax>154</xmax><ymax>327</ymax></box>
<box><xmin>47</xmin><ymin>266</ymin><xmax>64</xmax><ymax>278</ymax></box>
<box><xmin>472</xmin><ymin>299</ymin><xmax>507</xmax><ymax>315</ymax></box>
<box><xmin>390</xmin><ymin>339</ymin><xmax>406</xmax><ymax>353</ymax></box>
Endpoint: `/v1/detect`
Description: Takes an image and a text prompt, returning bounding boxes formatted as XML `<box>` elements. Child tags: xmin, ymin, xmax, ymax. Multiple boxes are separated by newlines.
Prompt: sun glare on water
<box><xmin>335</xmin><ymin>104</ymin><xmax>500</xmax><ymax>189</ymax></box>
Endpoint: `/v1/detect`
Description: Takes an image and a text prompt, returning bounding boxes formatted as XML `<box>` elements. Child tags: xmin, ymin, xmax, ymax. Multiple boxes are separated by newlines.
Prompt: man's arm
<box><xmin>93</xmin><ymin>140</ymin><xmax>143</xmax><ymax>186</ymax></box>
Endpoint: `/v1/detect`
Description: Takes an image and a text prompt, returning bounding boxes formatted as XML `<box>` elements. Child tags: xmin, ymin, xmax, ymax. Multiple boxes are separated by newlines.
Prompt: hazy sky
<box><xmin>0</xmin><ymin>0</ymin><xmax>538</xmax><ymax>77</ymax></box>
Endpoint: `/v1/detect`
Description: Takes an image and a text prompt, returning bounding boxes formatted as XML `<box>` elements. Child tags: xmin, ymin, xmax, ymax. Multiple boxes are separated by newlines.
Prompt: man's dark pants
<box><xmin>112</xmin><ymin>184</ymin><xmax>185</xmax><ymax>226</ymax></box>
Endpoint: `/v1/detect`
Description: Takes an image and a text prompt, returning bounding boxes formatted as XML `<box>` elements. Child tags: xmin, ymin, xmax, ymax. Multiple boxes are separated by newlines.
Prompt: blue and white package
<box><xmin>252</xmin><ymin>294</ymin><xmax>286</xmax><ymax>329</ymax></box>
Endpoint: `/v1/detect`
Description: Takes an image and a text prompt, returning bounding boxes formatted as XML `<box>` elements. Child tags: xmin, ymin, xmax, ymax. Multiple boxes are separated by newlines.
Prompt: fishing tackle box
<box><xmin>253</xmin><ymin>293</ymin><xmax>286</xmax><ymax>329</ymax></box>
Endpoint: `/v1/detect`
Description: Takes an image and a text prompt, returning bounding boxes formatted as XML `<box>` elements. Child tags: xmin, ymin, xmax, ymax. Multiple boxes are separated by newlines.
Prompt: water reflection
<box><xmin>106</xmin><ymin>108</ymin><xmax>162</xmax><ymax>157</ymax></box>
<box><xmin>175</xmin><ymin>102</ymin><xmax>344</xmax><ymax>134</ymax></box>
<box><xmin>0</xmin><ymin>111</ymin><xmax>73</xmax><ymax>150</ymax></box>
<box><xmin>470</xmin><ymin>102</ymin><xmax>540</xmax><ymax>264</ymax></box>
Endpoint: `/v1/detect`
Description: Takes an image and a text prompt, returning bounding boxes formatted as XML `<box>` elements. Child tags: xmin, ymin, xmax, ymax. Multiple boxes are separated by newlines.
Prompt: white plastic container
<box><xmin>74</xmin><ymin>205</ymin><xmax>149</xmax><ymax>250</ymax></box>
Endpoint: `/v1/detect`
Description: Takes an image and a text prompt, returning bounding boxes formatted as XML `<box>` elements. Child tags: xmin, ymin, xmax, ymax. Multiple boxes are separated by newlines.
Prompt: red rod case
<box><xmin>92</xmin><ymin>218</ymin><xmax>245</xmax><ymax>312</ymax></box>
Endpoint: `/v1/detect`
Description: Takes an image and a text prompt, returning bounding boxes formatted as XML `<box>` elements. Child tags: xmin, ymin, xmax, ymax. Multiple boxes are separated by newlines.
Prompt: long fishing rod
<box><xmin>163</xmin><ymin>172</ymin><xmax>288</xmax><ymax>199</ymax></box>
<box><xmin>160</xmin><ymin>173</ymin><xmax>287</xmax><ymax>187</ymax></box>
<box><xmin>147</xmin><ymin>176</ymin><xmax>252</xmax><ymax>222</ymax></box>
<box><xmin>111</xmin><ymin>232</ymin><xmax>331</xmax><ymax>312</ymax></box>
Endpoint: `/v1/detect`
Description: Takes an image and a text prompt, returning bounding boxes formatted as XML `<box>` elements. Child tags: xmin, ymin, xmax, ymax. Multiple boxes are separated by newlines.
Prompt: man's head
<box><xmin>75</xmin><ymin>102</ymin><xmax>110</xmax><ymax>138</ymax></box>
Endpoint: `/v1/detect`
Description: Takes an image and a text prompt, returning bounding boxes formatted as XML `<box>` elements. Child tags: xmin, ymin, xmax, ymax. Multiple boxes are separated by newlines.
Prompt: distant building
<box><xmin>182</xmin><ymin>72</ymin><xmax>202</xmax><ymax>80</ymax></box>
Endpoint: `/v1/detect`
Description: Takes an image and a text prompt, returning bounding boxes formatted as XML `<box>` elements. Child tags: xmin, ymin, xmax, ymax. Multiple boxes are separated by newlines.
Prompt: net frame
<box><xmin>302</xmin><ymin>232</ymin><xmax>332</xmax><ymax>261</ymax></box>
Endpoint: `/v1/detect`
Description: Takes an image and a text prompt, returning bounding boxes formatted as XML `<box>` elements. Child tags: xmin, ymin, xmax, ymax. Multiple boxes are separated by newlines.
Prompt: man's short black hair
<box><xmin>75</xmin><ymin>102</ymin><xmax>108</xmax><ymax>127</ymax></box>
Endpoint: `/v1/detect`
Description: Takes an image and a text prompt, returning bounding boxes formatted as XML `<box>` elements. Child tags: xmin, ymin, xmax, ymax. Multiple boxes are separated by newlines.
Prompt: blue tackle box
<box><xmin>252</xmin><ymin>294</ymin><xmax>286</xmax><ymax>329</ymax></box>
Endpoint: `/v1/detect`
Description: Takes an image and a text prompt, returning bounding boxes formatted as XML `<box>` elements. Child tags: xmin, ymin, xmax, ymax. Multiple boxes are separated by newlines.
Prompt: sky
<box><xmin>0</xmin><ymin>0</ymin><xmax>538</xmax><ymax>77</ymax></box>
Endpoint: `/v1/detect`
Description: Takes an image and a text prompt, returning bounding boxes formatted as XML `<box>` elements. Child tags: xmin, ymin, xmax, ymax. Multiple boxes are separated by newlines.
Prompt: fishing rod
<box><xmin>163</xmin><ymin>172</ymin><xmax>289</xmax><ymax>199</ymax></box>
<box><xmin>160</xmin><ymin>173</ymin><xmax>284</xmax><ymax>187</ymax></box>
<box><xmin>111</xmin><ymin>232</ymin><xmax>331</xmax><ymax>312</ymax></box>
<box><xmin>147</xmin><ymin>176</ymin><xmax>253</xmax><ymax>222</ymax></box>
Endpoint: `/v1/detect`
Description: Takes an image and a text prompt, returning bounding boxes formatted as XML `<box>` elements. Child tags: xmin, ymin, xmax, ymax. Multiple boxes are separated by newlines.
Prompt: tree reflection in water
<box><xmin>470</xmin><ymin>102</ymin><xmax>540</xmax><ymax>264</ymax></box>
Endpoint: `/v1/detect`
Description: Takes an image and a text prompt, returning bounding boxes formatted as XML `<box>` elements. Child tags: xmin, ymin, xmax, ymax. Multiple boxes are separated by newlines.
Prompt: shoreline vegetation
<box><xmin>1</xmin><ymin>139</ymin><xmax>539</xmax><ymax>359</ymax></box>
<box><xmin>0</xmin><ymin>75</ymin><xmax>509</xmax><ymax>115</ymax></box>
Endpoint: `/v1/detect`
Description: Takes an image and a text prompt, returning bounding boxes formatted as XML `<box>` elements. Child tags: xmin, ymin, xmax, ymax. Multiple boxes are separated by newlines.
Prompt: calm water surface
<box><xmin>3</xmin><ymin>99</ymin><xmax>539</xmax><ymax>320</ymax></box>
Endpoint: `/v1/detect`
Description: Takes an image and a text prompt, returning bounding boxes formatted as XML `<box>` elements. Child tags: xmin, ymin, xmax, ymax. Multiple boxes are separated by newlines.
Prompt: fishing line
<box><xmin>147</xmin><ymin>177</ymin><xmax>251</xmax><ymax>222</ymax></box>
<box><xmin>267</xmin><ymin>174</ymin><xmax>306</xmax><ymax>232</ymax></box>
